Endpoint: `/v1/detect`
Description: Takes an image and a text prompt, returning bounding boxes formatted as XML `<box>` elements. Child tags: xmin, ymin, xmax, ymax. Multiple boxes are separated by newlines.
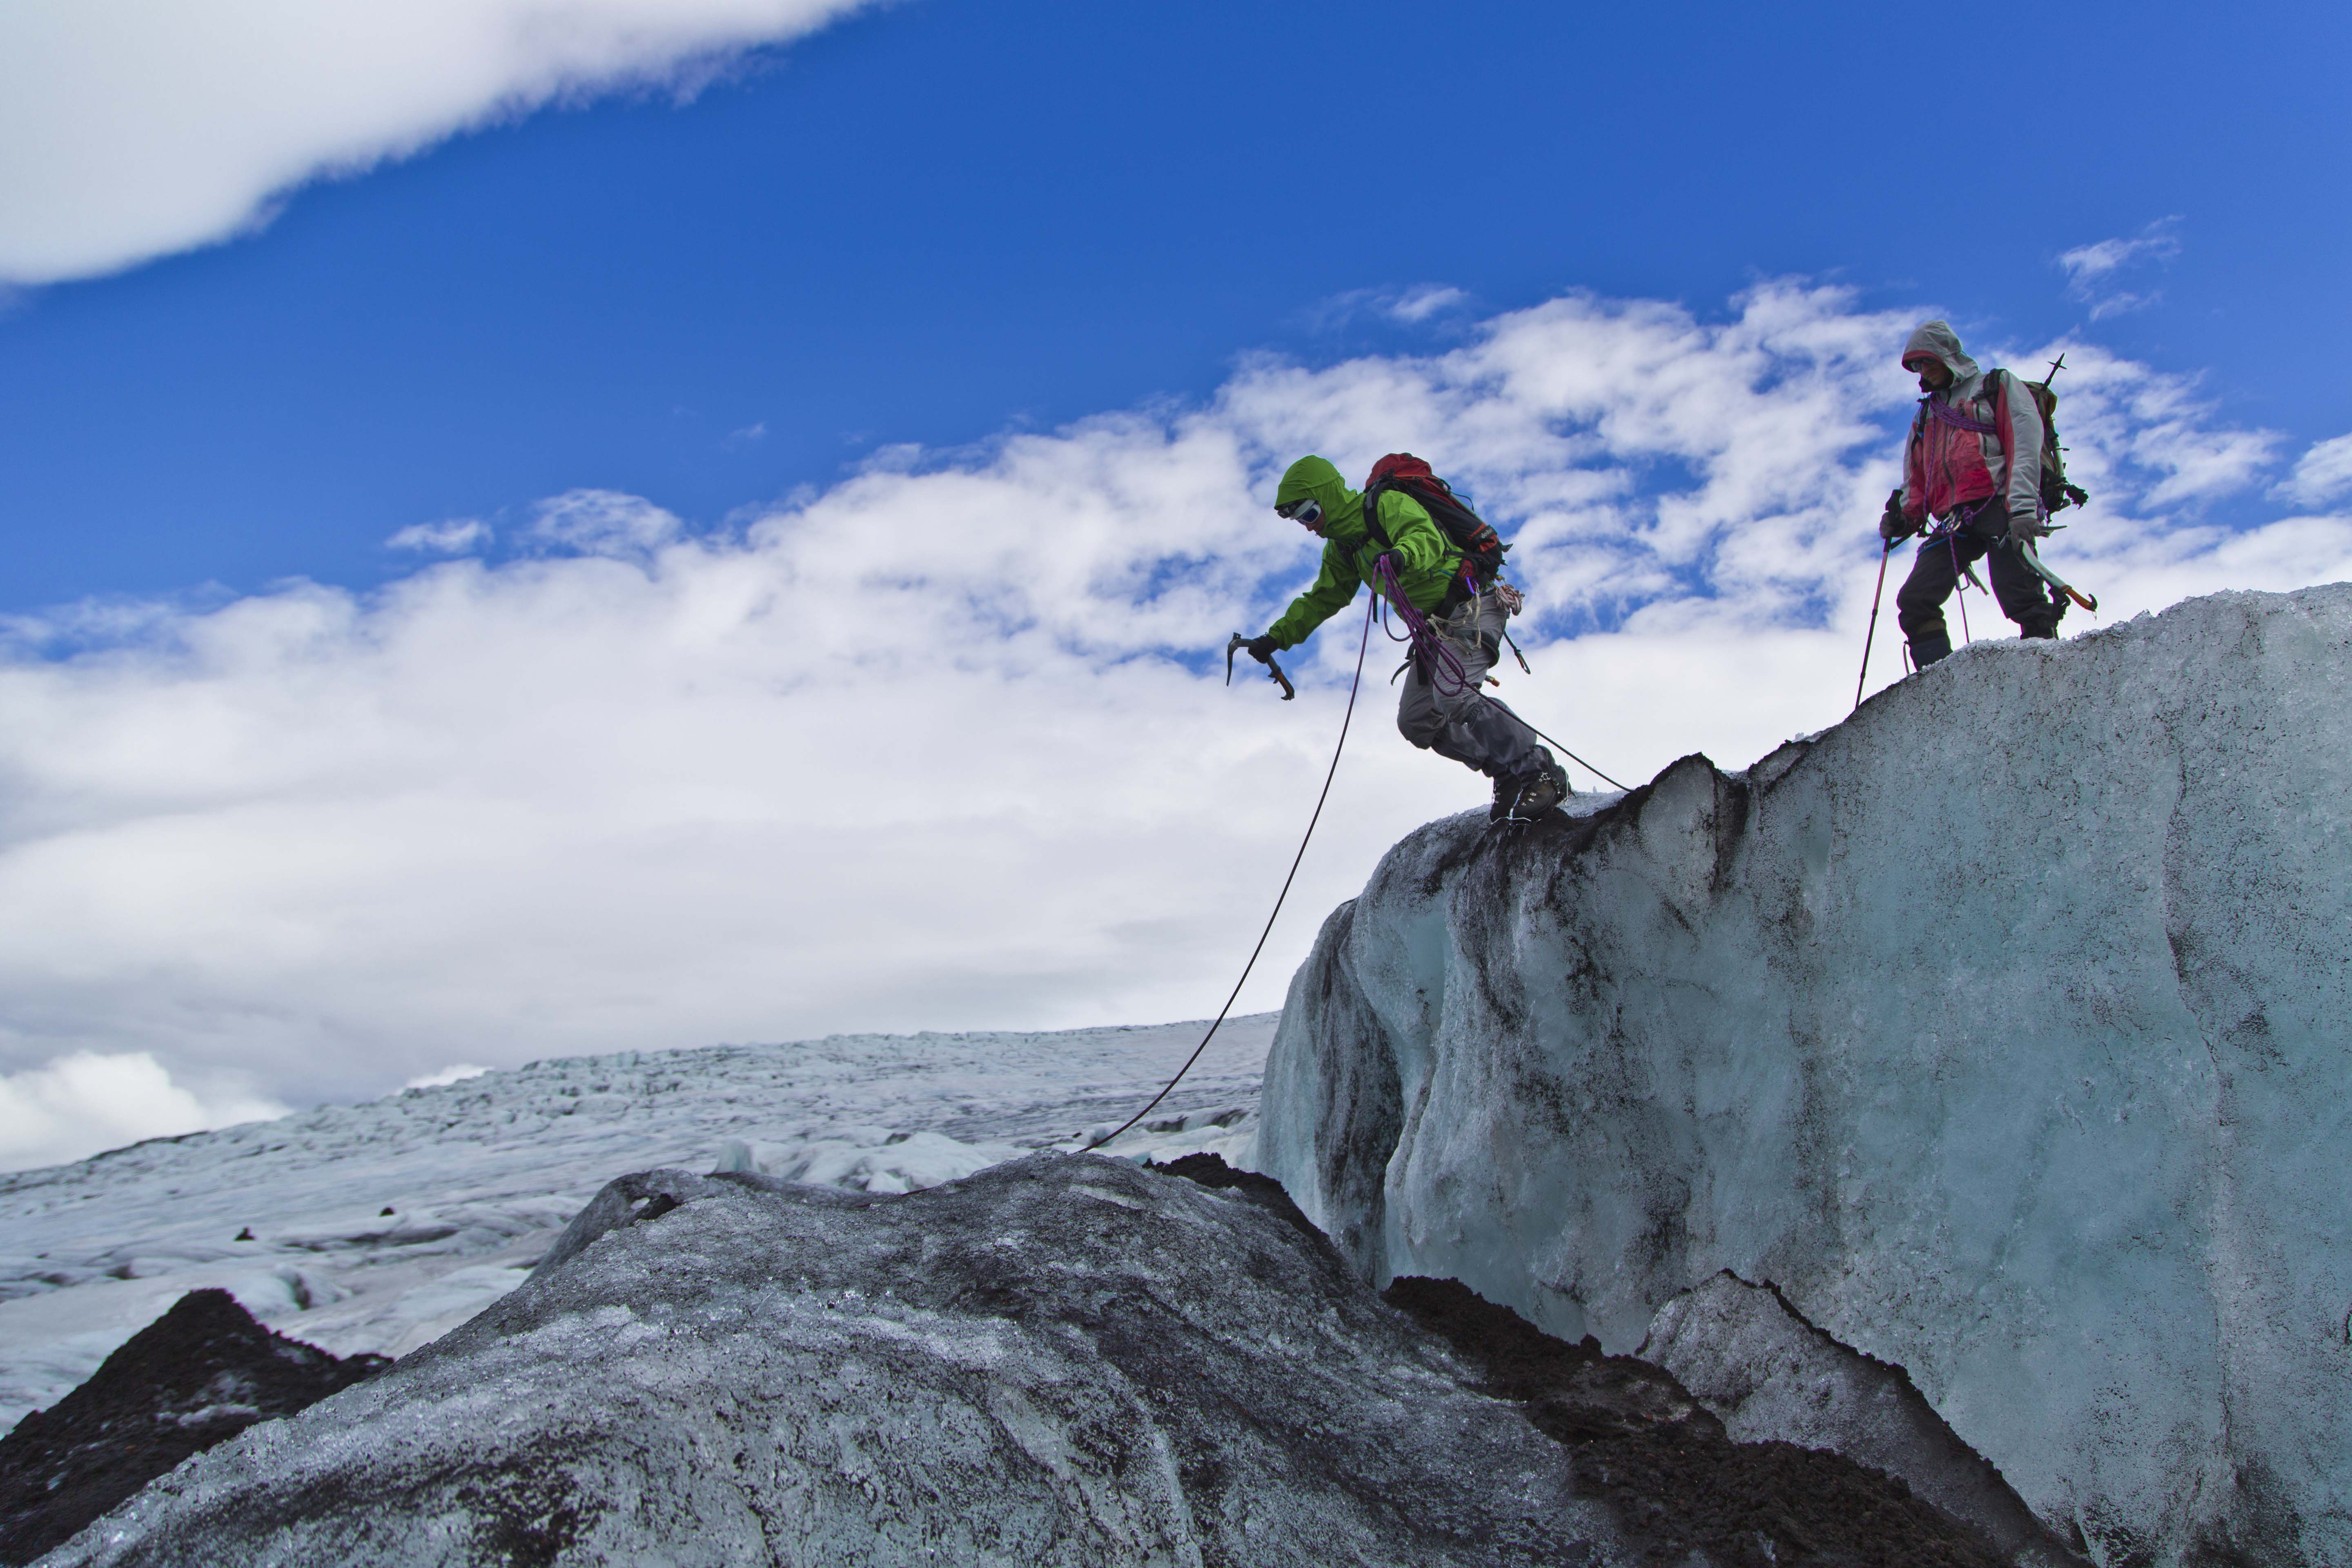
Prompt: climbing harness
<box><xmin>1374</xmin><ymin>553</ymin><xmax>1476</xmax><ymax>697</ymax></box>
<box><xmin>1917</xmin><ymin>495</ymin><xmax>2006</xmax><ymax>649</ymax></box>
<box><xmin>1370</xmin><ymin>553</ymin><xmax>1627</xmax><ymax>792</ymax></box>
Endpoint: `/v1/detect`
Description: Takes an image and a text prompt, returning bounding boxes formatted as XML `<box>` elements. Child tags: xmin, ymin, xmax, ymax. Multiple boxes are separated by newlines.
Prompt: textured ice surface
<box><xmin>0</xmin><ymin>1016</ymin><xmax>1271</xmax><ymax>1429</ymax></box>
<box><xmin>1252</xmin><ymin>587</ymin><xmax>2352</xmax><ymax>1566</ymax></box>
<box><xmin>39</xmin><ymin>1155</ymin><xmax>1639</xmax><ymax>1567</ymax></box>
<box><xmin>1643</xmin><ymin>1273</ymin><xmax>2082</xmax><ymax>1568</ymax></box>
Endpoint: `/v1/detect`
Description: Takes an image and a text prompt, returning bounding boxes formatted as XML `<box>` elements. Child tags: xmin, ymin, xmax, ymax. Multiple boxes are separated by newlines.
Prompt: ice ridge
<box><xmin>1252</xmin><ymin>585</ymin><xmax>2352</xmax><ymax>1565</ymax></box>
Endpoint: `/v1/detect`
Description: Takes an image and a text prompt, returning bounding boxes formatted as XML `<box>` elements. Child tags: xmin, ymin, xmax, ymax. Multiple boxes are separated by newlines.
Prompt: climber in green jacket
<box><xmin>1240</xmin><ymin>455</ymin><xmax>1565</xmax><ymax>821</ymax></box>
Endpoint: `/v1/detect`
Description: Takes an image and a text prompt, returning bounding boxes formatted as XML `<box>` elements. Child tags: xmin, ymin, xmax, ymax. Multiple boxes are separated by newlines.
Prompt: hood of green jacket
<box><xmin>1274</xmin><ymin>455</ymin><xmax>1367</xmax><ymax>544</ymax></box>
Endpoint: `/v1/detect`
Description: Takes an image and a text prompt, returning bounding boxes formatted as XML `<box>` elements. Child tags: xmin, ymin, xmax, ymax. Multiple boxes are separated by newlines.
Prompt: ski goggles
<box><xmin>1276</xmin><ymin>497</ymin><xmax>1324</xmax><ymax>527</ymax></box>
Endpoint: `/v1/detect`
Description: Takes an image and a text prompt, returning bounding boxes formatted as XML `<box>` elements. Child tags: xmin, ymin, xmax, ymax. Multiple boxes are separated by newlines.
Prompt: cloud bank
<box><xmin>0</xmin><ymin>0</ymin><xmax>882</xmax><ymax>285</ymax></box>
<box><xmin>3</xmin><ymin>281</ymin><xmax>2347</xmax><ymax>1170</ymax></box>
<box><xmin>0</xmin><ymin>1052</ymin><xmax>287</xmax><ymax>1172</ymax></box>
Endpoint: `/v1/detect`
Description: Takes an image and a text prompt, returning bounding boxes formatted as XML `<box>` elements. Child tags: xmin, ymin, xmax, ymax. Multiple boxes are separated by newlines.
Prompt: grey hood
<box><xmin>1903</xmin><ymin>320</ymin><xmax>1980</xmax><ymax>383</ymax></box>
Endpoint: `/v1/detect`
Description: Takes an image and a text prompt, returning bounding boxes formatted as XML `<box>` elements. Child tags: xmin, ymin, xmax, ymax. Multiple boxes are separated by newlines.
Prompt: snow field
<box><xmin>1</xmin><ymin>1015</ymin><xmax>1273</xmax><ymax>1427</ymax></box>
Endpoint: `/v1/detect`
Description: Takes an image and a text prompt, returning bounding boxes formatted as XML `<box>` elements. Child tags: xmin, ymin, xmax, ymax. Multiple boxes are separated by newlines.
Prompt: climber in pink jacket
<box><xmin>1878</xmin><ymin>321</ymin><xmax>2067</xmax><ymax>666</ymax></box>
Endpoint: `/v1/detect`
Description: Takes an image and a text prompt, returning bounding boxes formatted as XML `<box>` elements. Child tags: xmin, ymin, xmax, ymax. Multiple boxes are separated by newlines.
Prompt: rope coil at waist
<box><xmin>1374</xmin><ymin>554</ymin><xmax>1479</xmax><ymax>697</ymax></box>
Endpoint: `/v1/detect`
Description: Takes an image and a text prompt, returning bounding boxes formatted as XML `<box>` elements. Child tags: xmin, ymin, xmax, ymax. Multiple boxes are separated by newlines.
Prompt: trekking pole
<box><xmin>1855</xmin><ymin>540</ymin><xmax>1895</xmax><ymax>712</ymax></box>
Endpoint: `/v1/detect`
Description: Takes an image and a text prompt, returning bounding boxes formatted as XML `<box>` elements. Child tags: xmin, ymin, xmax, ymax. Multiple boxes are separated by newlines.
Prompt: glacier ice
<box><xmin>1644</xmin><ymin>1272</ymin><xmax>2082</xmax><ymax>1567</ymax></box>
<box><xmin>0</xmin><ymin>1015</ymin><xmax>1273</xmax><ymax>1429</ymax></box>
<box><xmin>1252</xmin><ymin>586</ymin><xmax>2352</xmax><ymax>1566</ymax></box>
<box><xmin>36</xmin><ymin>1155</ymin><xmax>1649</xmax><ymax>1567</ymax></box>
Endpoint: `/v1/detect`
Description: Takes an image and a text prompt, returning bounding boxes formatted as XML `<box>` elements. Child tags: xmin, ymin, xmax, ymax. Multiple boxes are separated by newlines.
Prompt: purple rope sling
<box><xmin>1372</xmin><ymin>553</ymin><xmax>1479</xmax><ymax>697</ymax></box>
<box><xmin>1372</xmin><ymin>549</ymin><xmax>1630</xmax><ymax>793</ymax></box>
<box><xmin>1920</xmin><ymin>394</ymin><xmax>2000</xmax><ymax>437</ymax></box>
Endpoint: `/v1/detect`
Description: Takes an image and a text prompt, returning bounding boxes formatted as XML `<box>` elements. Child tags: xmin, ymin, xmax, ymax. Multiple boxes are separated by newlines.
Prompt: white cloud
<box><xmin>2276</xmin><ymin>433</ymin><xmax>2352</xmax><ymax>508</ymax></box>
<box><xmin>0</xmin><ymin>0</ymin><xmax>884</xmax><ymax>285</ymax></box>
<box><xmin>405</xmin><ymin>1063</ymin><xmax>491</xmax><ymax>1088</ymax></box>
<box><xmin>2058</xmin><ymin>226</ymin><xmax>2179</xmax><ymax>282</ymax></box>
<box><xmin>0</xmin><ymin>1051</ymin><xmax>288</xmax><ymax>1172</ymax></box>
<box><xmin>529</xmin><ymin>488</ymin><xmax>682</xmax><ymax>555</ymax></box>
<box><xmin>1304</xmin><ymin>285</ymin><xmax>1474</xmax><ymax>332</ymax></box>
<box><xmin>388</xmin><ymin>518</ymin><xmax>492</xmax><ymax>554</ymax></box>
<box><xmin>2036</xmin><ymin>350</ymin><xmax>2283</xmax><ymax>508</ymax></box>
<box><xmin>1388</xmin><ymin>285</ymin><xmax>1468</xmax><ymax>323</ymax></box>
<box><xmin>2058</xmin><ymin>218</ymin><xmax>2182</xmax><ymax>320</ymax></box>
<box><xmin>0</xmin><ymin>282</ymin><xmax>2339</xmax><ymax>1118</ymax></box>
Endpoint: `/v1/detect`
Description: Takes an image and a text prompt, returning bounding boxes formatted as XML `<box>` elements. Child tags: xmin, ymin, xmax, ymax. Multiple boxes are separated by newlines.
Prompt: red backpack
<box><xmin>1359</xmin><ymin>454</ymin><xmax>1510</xmax><ymax>584</ymax></box>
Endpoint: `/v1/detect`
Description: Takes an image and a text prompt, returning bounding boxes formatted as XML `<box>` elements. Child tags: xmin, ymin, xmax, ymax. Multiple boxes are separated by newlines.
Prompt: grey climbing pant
<box><xmin>1395</xmin><ymin>589</ymin><xmax>1544</xmax><ymax>780</ymax></box>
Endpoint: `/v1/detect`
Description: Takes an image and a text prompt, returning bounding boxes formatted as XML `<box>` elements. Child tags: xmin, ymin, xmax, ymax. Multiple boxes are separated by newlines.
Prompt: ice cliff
<box><xmin>1252</xmin><ymin>585</ymin><xmax>2352</xmax><ymax>1566</ymax></box>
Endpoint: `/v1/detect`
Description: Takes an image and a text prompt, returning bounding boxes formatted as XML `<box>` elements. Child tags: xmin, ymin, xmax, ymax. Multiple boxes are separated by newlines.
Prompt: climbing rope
<box><xmin>1511</xmin><ymin>714</ymin><xmax>1630</xmax><ymax>794</ymax></box>
<box><xmin>1083</xmin><ymin>571</ymin><xmax>1629</xmax><ymax>1154</ymax></box>
<box><xmin>1081</xmin><ymin>589</ymin><xmax>1378</xmax><ymax>1153</ymax></box>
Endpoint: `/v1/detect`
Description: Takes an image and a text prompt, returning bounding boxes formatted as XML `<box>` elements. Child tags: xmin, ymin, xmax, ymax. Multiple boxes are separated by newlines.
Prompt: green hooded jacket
<box><xmin>1264</xmin><ymin>455</ymin><xmax>1463</xmax><ymax>650</ymax></box>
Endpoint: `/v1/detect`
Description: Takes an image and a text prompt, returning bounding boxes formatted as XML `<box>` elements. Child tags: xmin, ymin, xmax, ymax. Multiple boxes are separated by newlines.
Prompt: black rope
<box><xmin>1504</xmin><ymin>711</ymin><xmax>1630</xmax><ymax>793</ymax></box>
<box><xmin>1082</xmin><ymin>592</ymin><xmax>1377</xmax><ymax>1154</ymax></box>
<box><xmin>1082</xmin><ymin>594</ymin><xmax>1628</xmax><ymax>1153</ymax></box>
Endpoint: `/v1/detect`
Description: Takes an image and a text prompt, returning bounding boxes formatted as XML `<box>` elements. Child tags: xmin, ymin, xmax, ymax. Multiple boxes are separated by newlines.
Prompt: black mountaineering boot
<box><xmin>1503</xmin><ymin>751</ymin><xmax>1569</xmax><ymax>822</ymax></box>
<box><xmin>1908</xmin><ymin>628</ymin><xmax>1953</xmax><ymax>668</ymax></box>
<box><xmin>1489</xmin><ymin>771</ymin><xmax>1517</xmax><ymax>823</ymax></box>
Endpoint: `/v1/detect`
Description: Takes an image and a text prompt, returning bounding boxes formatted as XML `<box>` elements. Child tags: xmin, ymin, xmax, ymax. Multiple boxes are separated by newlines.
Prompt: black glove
<box><xmin>1242</xmin><ymin>635</ymin><xmax>1280</xmax><ymax>663</ymax></box>
<box><xmin>1878</xmin><ymin>490</ymin><xmax>1917</xmax><ymax>543</ymax></box>
<box><xmin>2007</xmin><ymin>510</ymin><xmax>2054</xmax><ymax>546</ymax></box>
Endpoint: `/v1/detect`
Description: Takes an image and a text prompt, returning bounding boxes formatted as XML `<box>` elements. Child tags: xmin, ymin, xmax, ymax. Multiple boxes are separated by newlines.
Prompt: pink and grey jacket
<box><xmin>1898</xmin><ymin>321</ymin><xmax>2044</xmax><ymax>527</ymax></box>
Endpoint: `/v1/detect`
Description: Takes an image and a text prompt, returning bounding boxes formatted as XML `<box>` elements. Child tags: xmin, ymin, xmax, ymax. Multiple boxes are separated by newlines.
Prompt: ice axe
<box><xmin>2018</xmin><ymin>539</ymin><xmax>2098</xmax><ymax>612</ymax></box>
<box><xmin>1225</xmin><ymin>633</ymin><xmax>1295</xmax><ymax>700</ymax></box>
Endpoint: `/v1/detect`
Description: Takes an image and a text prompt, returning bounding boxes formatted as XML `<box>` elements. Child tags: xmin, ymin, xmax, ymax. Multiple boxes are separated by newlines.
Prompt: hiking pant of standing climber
<box><xmin>1397</xmin><ymin>588</ymin><xmax>1544</xmax><ymax>778</ymax></box>
<box><xmin>1895</xmin><ymin>500</ymin><xmax>2067</xmax><ymax>666</ymax></box>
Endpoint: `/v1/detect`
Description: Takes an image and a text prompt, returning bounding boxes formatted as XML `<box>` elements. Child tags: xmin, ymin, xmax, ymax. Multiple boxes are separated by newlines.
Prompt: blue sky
<box><xmin>3</xmin><ymin>0</ymin><xmax>2350</xmax><ymax>1166</ymax></box>
<box><xmin>4</xmin><ymin>0</ymin><xmax>2345</xmax><ymax>609</ymax></box>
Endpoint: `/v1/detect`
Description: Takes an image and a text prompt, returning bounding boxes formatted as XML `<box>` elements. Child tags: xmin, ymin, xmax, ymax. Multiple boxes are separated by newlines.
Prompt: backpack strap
<box><xmin>1985</xmin><ymin>368</ymin><xmax>2021</xmax><ymax>493</ymax></box>
<box><xmin>1359</xmin><ymin>484</ymin><xmax>1396</xmax><ymax>551</ymax></box>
